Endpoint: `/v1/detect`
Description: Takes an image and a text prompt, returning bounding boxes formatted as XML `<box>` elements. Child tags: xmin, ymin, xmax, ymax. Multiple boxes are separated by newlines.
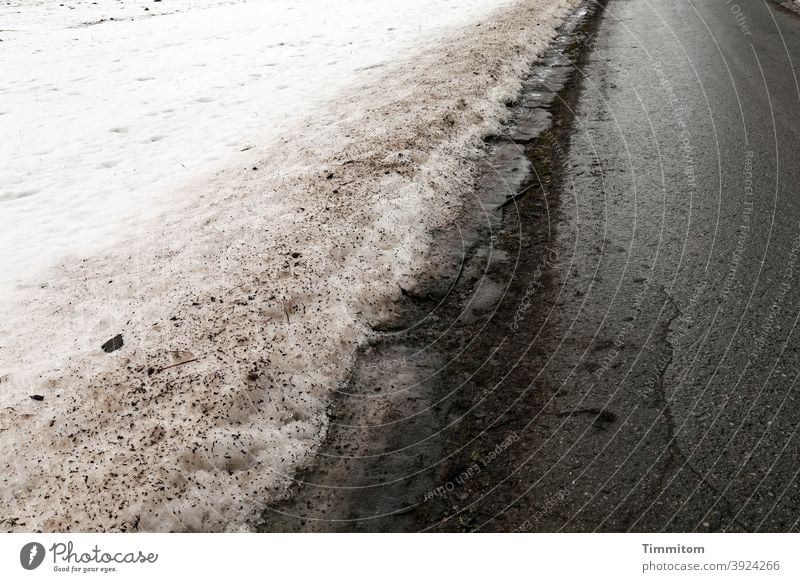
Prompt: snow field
<box><xmin>0</xmin><ymin>0</ymin><xmax>580</xmax><ymax>531</ymax></box>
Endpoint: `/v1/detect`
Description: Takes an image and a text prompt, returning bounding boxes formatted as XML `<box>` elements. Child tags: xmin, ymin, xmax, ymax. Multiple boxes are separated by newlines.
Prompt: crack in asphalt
<box><xmin>653</xmin><ymin>288</ymin><xmax>752</xmax><ymax>532</ymax></box>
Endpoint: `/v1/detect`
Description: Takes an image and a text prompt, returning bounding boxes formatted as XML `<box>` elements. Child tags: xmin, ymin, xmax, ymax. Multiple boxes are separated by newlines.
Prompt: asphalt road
<box><xmin>449</xmin><ymin>0</ymin><xmax>800</xmax><ymax>532</ymax></box>
<box><xmin>262</xmin><ymin>0</ymin><xmax>800</xmax><ymax>533</ymax></box>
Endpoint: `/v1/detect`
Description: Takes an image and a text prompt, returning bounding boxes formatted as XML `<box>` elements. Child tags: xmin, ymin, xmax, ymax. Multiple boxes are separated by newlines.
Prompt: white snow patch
<box><xmin>0</xmin><ymin>0</ymin><xmax>580</xmax><ymax>531</ymax></box>
<box><xmin>0</xmin><ymin>0</ymin><xmax>514</xmax><ymax>294</ymax></box>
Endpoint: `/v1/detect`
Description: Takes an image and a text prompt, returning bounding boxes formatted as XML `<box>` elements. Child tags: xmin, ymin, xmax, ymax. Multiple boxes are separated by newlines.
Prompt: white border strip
<box><xmin>1</xmin><ymin>534</ymin><xmax>797</xmax><ymax>581</ymax></box>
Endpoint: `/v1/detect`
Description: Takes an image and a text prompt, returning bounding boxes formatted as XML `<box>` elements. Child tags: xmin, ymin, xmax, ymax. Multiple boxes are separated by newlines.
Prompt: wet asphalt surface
<box><xmin>260</xmin><ymin>0</ymin><xmax>800</xmax><ymax>532</ymax></box>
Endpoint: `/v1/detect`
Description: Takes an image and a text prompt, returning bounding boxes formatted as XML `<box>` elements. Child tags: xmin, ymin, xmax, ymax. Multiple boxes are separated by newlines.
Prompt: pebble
<box><xmin>101</xmin><ymin>334</ymin><xmax>124</xmax><ymax>353</ymax></box>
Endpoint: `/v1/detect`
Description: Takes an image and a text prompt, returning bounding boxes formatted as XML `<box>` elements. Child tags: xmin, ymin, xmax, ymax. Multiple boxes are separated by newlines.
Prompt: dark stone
<box><xmin>30</xmin><ymin>395</ymin><xmax>44</xmax><ymax>401</ymax></box>
<box><xmin>101</xmin><ymin>334</ymin><xmax>124</xmax><ymax>353</ymax></box>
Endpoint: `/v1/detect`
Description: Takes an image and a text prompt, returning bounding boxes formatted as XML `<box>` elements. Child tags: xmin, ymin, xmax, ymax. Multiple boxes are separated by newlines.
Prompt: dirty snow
<box><xmin>0</xmin><ymin>0</ymin><xmax>580</xmax><ymax>531</ymax></box>
<box><xmin>0</xmin><ymin>0</ymin><xmax>515</xmax><ymax>293</ymax></box>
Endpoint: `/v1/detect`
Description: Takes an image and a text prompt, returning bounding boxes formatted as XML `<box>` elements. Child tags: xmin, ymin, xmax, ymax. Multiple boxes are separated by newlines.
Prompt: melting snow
<box><xmin>0</xmin><ymin>0</ymin><xmax>580</xmax><ymax>531</ymax></box>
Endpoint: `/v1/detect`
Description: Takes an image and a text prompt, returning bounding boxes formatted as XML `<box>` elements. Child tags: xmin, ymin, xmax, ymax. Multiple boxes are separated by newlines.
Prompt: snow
<box><xmin>0</xmin><ymin>0</ymin><xmax>513</xmax><ymax>294</ymax></box>
<box><xmin>0</xmin><ymin>0</ymin><xmax>580</xmax><ymax>531</ymax></box>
